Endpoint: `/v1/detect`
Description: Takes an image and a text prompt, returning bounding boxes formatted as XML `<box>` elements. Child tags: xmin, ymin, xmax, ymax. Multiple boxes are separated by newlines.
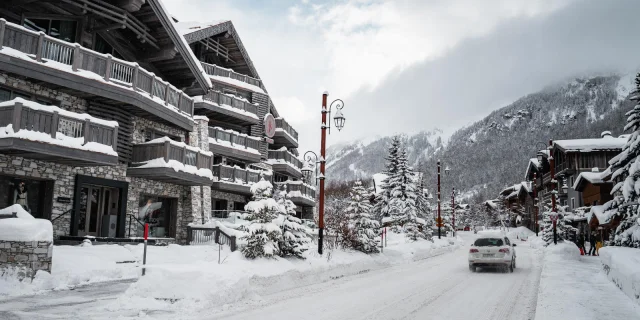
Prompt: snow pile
<box><xmin>0</xmin><ymin>204</ymin><xmax>52</xmax><ymax>242</ymax></box>
<box><xmin>599</xmin><ymin>247</ymin><xmax>640</xmax><ymax>306</ymax></box>
<box><xmin>535</xmin><ymin>242</ymin><xmax>640</xmax><ymax>319</ymax></box>
<box><xmin>507</xmin><ymin>226</ymin><xmax>535</xmax><ymax>240</ymax></box>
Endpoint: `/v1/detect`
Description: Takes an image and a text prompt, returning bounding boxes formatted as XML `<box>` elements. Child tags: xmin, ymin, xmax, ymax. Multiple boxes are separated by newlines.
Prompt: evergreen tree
<box><xmin>242</xmin><ymin>179</ymin><xmax>282</xmax><ymax>259</ymax></box>
<box><xmin>347</xmin><ymin>180</ymin><xmax>380</xmax><ymax>253</ymax></box>
<box><xmin>373</xmin><ymin>136</ymin><xmax>402</xmax><ymax>220</ymax></box>
<box><xmin>387</xmin><ymin>147</ymin><xmax>418</xmax><ymax>230</ymax></box>
<box><xmin>415</xmin><ymin>173</ymin><xmax>434</xmax><ymax>240</ymax></box>
<box><xmin>541</xmin><ymin>197</ymin><xmax>570</xmax><ymax>246</ymax></box>
<box><xmin>609</xmin><ymin>73</ymin><xmax>640</xmax><ymax>247</ymax></box>
<box><xmin>275</xmin><ymin>184</ymin><xmax>311</xmax><ymax>258</ymax></box>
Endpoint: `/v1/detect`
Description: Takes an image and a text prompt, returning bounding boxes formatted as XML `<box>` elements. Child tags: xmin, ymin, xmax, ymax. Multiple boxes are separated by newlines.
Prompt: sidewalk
<box><xmin>535</xmin><ymin>242</ymin><xmax>640</xmax><ymax>320</ymax></box>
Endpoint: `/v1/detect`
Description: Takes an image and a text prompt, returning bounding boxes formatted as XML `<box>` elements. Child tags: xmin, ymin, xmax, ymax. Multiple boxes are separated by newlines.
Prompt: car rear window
<box><xmin>474</xmin><ymin>238</ymin><xmax>504</xmax><ymax>246</ymax></box>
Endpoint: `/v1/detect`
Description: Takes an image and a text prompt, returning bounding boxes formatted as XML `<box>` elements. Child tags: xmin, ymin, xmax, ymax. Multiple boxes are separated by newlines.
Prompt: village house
<box><xmin>0</xmin><ymin>0</ymin><xmax>314</xmax><ymax>243</ymax></box>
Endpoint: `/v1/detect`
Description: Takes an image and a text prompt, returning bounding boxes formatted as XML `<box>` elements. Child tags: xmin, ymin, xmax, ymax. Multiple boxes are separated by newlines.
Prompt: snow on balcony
<box><xmin>0</xmin><ymin>98</ymin><xmax>118</xmax><ymax>156</ymax></box>
<box><xmin>208</xmin><ymin>127</ymin><xmax>261</xmax><ymax>155</ymax></box>
<box><xmin>194</xmin><ymin>92</ymin><xmax>259</xmax><ymax>120</ymax></box>
<box><xmin>132</xmin><ymin>137</ymin><xmax>214</xmax><ymax>180</ymax></box>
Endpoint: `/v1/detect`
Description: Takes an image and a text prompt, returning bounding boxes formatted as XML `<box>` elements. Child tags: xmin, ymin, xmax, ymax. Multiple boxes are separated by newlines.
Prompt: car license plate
<box><xmin>483</xmin><ymin>254</ymin><xmax>494</xmax><ymax>257</ymax></box>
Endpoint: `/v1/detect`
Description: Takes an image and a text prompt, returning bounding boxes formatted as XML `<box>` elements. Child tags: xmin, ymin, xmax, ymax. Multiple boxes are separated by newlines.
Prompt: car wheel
<box><xmin>469</xmin><ymin>265</ymin><xmax>476</xmax><ymax>272</ymax></box>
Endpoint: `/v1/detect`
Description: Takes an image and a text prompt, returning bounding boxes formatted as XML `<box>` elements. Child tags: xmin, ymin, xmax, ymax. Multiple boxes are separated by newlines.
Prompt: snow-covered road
<box><xmin>210</xmin><ymin>232</ymin><xmax>541</xmax><ymax>320</ymax></box>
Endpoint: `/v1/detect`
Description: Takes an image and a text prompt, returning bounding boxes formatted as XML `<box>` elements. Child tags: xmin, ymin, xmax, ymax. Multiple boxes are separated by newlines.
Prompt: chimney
<box><xmin>601</xmin><ymin>131</ymin><xmax>612</xmax><ymax>138</ymax></box>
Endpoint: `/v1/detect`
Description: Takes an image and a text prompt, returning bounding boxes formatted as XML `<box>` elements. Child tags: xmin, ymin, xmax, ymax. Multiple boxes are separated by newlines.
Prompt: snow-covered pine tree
<box><xmin>275</xmin><ymin>183</ymin><xmax>311</xmax><ymax>258</ymax></box>
<box><xmin>242</xmin><ymin>179</ymin><xmax>282</xmax><ymax>259</ymax></box>
<box><xmin>609</xmin><ymin>73</ymin><xmax>640</xmax><ymax>247</ymax></box>
<box><xmin>541</xmin><ymin>197</ymin><xmax>570</xmax><ymax>246</ymax></box>
<box><xmin>387</xmin><ymin>147</ymin><xmax>418</xmax><ymax>231</ymax></box>
<box><xmin>415</xmin><ymin>172</ymin><xmax>434</xmax><ymax>240</ymax></box>
<box><xmin>347</xmin><ymin>180</ymin><xmax>380</xmax><ymax>253</ymax></box>
<box><xmin>373</xmin><ymin>136</ymin><xmax>402</xmax><ymax>220</ymax></box>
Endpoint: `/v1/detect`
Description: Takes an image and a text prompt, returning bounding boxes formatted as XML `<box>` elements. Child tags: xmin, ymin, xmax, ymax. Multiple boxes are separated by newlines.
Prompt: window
<box><xmin>93</xmin><ymin>34</ymin><xmax>123</xmax><ymax>59</ymax></box>
<box><xmin>23</xmin><ymin>17</ymin><xmax>77</xmax><ymax>42</ymax></box>
<box><xmin>213</xmin><ymin>156</ymin><xmax>223</xmax><ymax>165</ymax></box>
<box><xmin>212</xmin><ymin>199</ymin><xmax>228</xmax><ymax>218</ymax></box>
<box><xmin>571</xmin><ymin>198</ymin><xmax>575</xmax><ymax>209</ymax></box>
<box><xmin>0</xmin><ymin>86</ymin><xmax>56</xmax><ymax>105</ymax></box>
<box><xmin>474</xmin><ymin>238</ymin><xmax>504</xmax><ymax>246</ymax></box>
<box><xmin>233</xmin><ymin>202</ymin><xmax>245</xmax><ymax>211</ymax></box>
<box><xmin>570</xmin><ymin>176</ymin><xmax>574</xmax><ymax>189</ymax></box>
<box><xmin>138</xmin><ymin>195</ymin><xmax>176</xmax><ymax>238</ymax></box>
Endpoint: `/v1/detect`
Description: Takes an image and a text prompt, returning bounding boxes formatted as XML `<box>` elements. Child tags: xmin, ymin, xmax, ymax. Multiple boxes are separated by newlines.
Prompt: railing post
<box><xmin>50</xmin><ymin>111</ymin><xmax>59</xmax><ymax>139</ymax></box>
<box><xmin>164</xmin><ymin>83</ymin><xmax>170</xmax><ymax>106</ymax></box>
<box><xmin>12</xmin><ymin>102</ymin><xmax>23</xmax><ymax>131</ymax></box>
<box><xmin>36</xmin><ymin>32</ymin><xmax>45</xmax><ymax>62</ymax></box>
<box><xmin>82</xmin><ymin>119</ymin><xmax>91</xmax><ymax>145</ymax></box>
<box><xmin>112</xmin><ymin>126</ymin><xmax>118</xmax><ymax>150</ymax></box>
<box><xmin>187</xmin><ymin>226</ymin><xmax>192</xmax><ymax>244</ymax></box>
<box><xmin>182</xmin><ymin>146</ymin><xmax>187</xmax><ymax>164</ymax></box>
<box><xmin>190</xmin><ymin>98</ymin><xmax>194</xmax><ymax>116</ymax></box>
<box><xmin>131</xmin><ymin>63</ymin><xmax>139</xmax><ymax>91</ymax></box>
<box><xmin>214</xmin><ymin>227</ymin><xmax>220</xmax><ymax>245</ymax></box>
<box><xmin>0</xmin><ymin>19</ymin><xmax>6</xmax><ymax>49</ymax></box>
<box><xmin>164</xmin><ymin>140</ymin><xmax>170</xmax><ymax>162</ymax></box>
<box><xmin>149</xmin><ymin>74</ymin><xmax>155</xmax><ymax>98</ymax></box>
<box><xmin>71</xmin><ymin>44</ymin><xmax>81</xmax><ymax>71</ymax></box>
<box><xmin>104</xmin><ymin>54</ymin><xmax>113</xmax><ymax>81</ymax></box>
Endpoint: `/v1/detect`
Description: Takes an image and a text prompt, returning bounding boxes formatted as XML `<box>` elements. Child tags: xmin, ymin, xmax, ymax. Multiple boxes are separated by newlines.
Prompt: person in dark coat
<box><xmin>577</xmin><ymin>233</ymin><xmax>586</xmax><ymax>255</ymax></box>
<box><xmin>587</xmin><ymin>232</ymin><xmax>597</xmax><ymax>256</ymax></box>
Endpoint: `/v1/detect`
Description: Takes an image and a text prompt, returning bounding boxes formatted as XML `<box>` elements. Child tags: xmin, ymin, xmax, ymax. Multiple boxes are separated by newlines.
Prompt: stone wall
<box><xmin>211</xmin><ymin>189</ymin><xmax>248</xmax><ymax>210</ymax></box>
<box><xmin>0</xmin><ymin>240</ymin><xmax>52</xmax><ymax>279</ymax></box>
<box><xmin>132</xmin><ymin>116</ymin><xmax>186</xmax><ymax>144</ymax></box>
<box><xmin>0</xmin><ymin>72</ymin><xmax>86</xmax><ymax>114</ymax></box>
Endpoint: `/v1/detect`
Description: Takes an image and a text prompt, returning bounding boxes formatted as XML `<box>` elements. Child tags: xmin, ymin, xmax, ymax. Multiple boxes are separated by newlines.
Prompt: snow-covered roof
<box><xmin>175</xmin><ymin>21</ymin><xmax>229</xmax><ymax>36</ymax></box>
<box><xmin>484</xmin><ymin>200</ymin><xmax>498</xmax><ymax>209</ymax></box>
<box><xmin>372</xmin><ymin>173</ymin><xmax>388</xmax><ymax>194</ymax></box>
<box><xmin>553</xmin><ymin>135</ymin><xmax>626</xmax><ymax>153</ymax></box>
<box><xmin>524</xmin><ymin>157</ymin><xmax>542</xmax><ymax>179</ymax></box>
<box><xmin>588</xmin><ymin>201</ymin><xmax>618</xmax><ymax>225</ymax></box>
<box><xmin>573</xmin><ymin>168</ymin><xmax>611</xmax><ymax>190</ymax></box>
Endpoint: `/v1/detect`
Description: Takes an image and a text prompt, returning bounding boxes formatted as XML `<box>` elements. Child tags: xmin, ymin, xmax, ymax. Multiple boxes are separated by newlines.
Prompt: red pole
<box><xmin>318</xmin><ymin>92</ymin><xmax>328</xmax><ymax>254</ymax></box>
<box><xmin>142</xmin><ymin>223</ymin><xmax>148</xmax><ymax>276</ymax></box>
<box><xmin>437</xmin><ymin>160</ymin><xmax>441</xmax><ymax>239</ymax></box>
<box><xmin>452</xmin><ymin>187</ymin><xmax>455</xmax><ymax>237</ymax></box>
<box><xmin>533</xmin><ymin>172</ymin><xmax>538</xmax><ymax>236</ymax></box>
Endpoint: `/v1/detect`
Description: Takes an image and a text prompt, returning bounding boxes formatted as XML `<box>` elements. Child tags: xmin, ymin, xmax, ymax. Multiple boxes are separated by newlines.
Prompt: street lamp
<box><xmin>451</xmin><ymin>187</ymin><xmax>456</xmax><ymax>237</ymax></box>
<box><xmin>317</xmin><ymin>92</ymin><xmax>346</xmax><ymax>255</ymax></box>
<box><xmin>437</xmin><ymin>160</ymin><xmax>442</xmax><ymax>239</ymax></box>
<box><xmin>301</xmin><ymin>151</ymin><xmax>319</xmax><ymax>185</ymax></box>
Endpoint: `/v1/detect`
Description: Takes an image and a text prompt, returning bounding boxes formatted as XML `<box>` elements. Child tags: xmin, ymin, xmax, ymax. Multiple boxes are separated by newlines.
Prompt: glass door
<box><xmin>77</xmin><ymin>185</ymin><xmax>103</xmax><ymax>237</ymax></box>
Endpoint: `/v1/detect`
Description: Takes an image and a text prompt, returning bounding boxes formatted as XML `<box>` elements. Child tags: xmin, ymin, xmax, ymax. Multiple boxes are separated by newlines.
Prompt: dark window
<box><xmin>213</xmin><ymin>156</ymin><xmax>223</xmax><ymax>165</ymax></box>
<box><xmin>144</xmin><ymin>129</ymin><xmax>181</xmax><ymax>142</ymax></box>
<box><xmin>233</xmin><ymin>202</ymin><xmax>245</xmax><ymax>211</ymax></box>
<box><xmin>474</xmin><ymin>238</ymin><xmax>504</xmax><ymax>246</ymax></box>
<box><xmin>0</xmin><ymin>176</ymin><xmax>52</xmax><ymax>219</ymax></box>
<box><xmin>23</xmin><ymin>18</ymin><xmax>77</xmax><ymax>42</ymax></box>
<box><xmin>93</xmin><ymin>34</ymin><xmax>123</xmax><ymax>59</ymax></box>
<box><xmin>212</xmin><ymin>199</ymin><xmax>228</xmax><ymax>218</ymax></box>
<box><xmin>0</xmin><ymin>86</ymin><xmax>56</xmax><ymax>105</ymax></box>
<box><xmin>138</xmin><ymin>195</ymin><xmax>176</xmax><ymax>238</ymax></box>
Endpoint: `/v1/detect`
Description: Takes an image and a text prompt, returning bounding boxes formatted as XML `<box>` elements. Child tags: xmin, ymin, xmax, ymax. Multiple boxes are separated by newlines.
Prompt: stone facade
<box><xmin>0</xmin><ymin>76</ymin><xmax>211</xmax><ymax>244</ymax></box>
<box><xmin>0</xmin><ymin>240</ymin><xmax>52</xmax><ymax>279</ymax></box>
<box><xmin>211</xmin><ymin>189</ymin><xmax>248</xmax><ymax>210</ymax></box>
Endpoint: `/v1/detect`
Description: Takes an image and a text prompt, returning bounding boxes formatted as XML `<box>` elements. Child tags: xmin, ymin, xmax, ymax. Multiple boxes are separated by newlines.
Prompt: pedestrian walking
<box><xmin>587</xmin><ymin>231</ymin><xmax>597</xmax><ymax>256</ymax></box>
<box><xmin>577</xmin><ymin>232</ymin><xmax>586</xmax><ymax>255</ymax></box>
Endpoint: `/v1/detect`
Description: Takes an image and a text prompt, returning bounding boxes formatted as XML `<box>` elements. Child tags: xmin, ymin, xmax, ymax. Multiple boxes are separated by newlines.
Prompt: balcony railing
<box><xmin>0</xmin><ymin>20</ymin><xmax>194</xmax><ymax>116</ymax></box>
<box><xmin>131</xmin><ymin>139</ymin><xmax>212</xmax><ymax>170</ymax></box>
<box><xmin>208</xmin><ymin>127</ymin><xmax>261</xmax><ymax>151</ymax></box>
<box><xmin>275</xmin><ymin>118</ymin><xmax>298</xmax><ymax>141</ymax></box>
<box><xmin>0</xmin><ymin>99</ymin><xmax>118</xmax><ymax>150</ymax></box>
<box><xmin>212</xmin><ymin>164</ymin><xmax>271</xmax><ymax>185</ymax></box>
<box><xmin>200</xmin><ymin>61</ymin><xmax>263</xmax><ymax>90</ymax></box>
<box><xmin>202</xmin><ymin>91</ymin><xmax>258</xmax><ymax>117</ymax></box>
<box><xmin>283</xmin><ymin>181</ymin><xmax>316</xmax><ymax>199</ymax></box>
<box><xmin>268</xmin><ymin>149</ymin><xmax>302</xmax><ymax>169</ymax></box>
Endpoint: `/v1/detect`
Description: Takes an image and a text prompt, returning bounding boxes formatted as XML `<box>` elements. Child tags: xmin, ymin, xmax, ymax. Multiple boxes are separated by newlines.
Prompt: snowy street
<box><xmin>210</xmin><ymin>232</ymin><xmax>541</xmax><ymax>320</ymax></box>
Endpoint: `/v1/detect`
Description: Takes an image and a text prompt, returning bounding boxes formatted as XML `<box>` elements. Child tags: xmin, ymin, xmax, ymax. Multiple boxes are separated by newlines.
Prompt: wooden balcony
<box><xmin>281</xmin><ymin>181</ymin><xmax>316</xmax><ymax>207</ymax></box>
<box><xmin>273</xmin><ymin>118</ymin><xmax>298</xmax><ymax>148</ymax></box>
<box><xmin>268</xmin><ymin>149</ymin><xmax>302</xmax><ymax>179</ymax></box>
<box><xmin>0</xmin><ymin>20</ymin><xmax>195</xmax><ymax>131</ymax></box>
<box><xmin>200</xmin><ymin>61</ymin><xmax>265</xmax><ymax>93</ymax></box>
<box><xmin>127</xmin><ymin>138</ymin><xmax>213</xmax><ymax>186</ymax></box>
<box><xmin>211</xmin><ymin>164</ymin><xmax>272</xmax><ymax>195</ymax></box>
<box><xmin>0</xmin><ymin>99</ymin><xmax>118</xmax><ymax>166</ymax></box>
<box><xmin>208</xmin><ymin>127</ymin><xmax>262</xmax><ymax>163</ymax></box>
<box><xmin>195</xmin><ymin>91</ymin><xmax>259</xmax><ymax>126</ymax></box>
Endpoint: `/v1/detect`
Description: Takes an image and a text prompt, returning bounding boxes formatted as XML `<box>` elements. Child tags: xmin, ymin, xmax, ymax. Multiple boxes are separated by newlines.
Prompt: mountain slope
<box><xmin>326</xmin><ymin>73</ymin><xmax>636</xmax><ymax>201</ymax></box>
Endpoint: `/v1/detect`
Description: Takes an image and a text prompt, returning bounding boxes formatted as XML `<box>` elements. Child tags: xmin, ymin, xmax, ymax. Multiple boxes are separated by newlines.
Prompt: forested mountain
<box><xmin>326</xmin><ymin>73</ymin><xmax>636</xmax><ymax>202</ymax></box>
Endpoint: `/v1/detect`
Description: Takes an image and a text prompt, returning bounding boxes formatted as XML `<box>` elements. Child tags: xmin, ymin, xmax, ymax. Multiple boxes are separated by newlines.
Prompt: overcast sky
<box><xmin>164</xmin><ymin>0</ymin><xmax>640</xmax><ymax>152</ymax></box>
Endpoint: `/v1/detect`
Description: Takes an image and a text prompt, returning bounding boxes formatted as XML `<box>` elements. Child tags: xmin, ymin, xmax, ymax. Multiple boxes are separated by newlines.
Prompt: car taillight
<box><xmin>470</xmin><ymin>248</ymin><xmax>479</xmax><ymax>253</ymax></box>
<box><xmin>499</xmin><ymin>248</ymin><xmax>510</xmax><ymax>253</ymax></box>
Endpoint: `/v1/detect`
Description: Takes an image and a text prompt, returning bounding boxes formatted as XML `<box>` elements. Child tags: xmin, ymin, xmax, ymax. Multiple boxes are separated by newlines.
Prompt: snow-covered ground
<box><xmin>535</xmin><ymin>242</ymin><xmax>640</xmax><ymax>320</ymax></box>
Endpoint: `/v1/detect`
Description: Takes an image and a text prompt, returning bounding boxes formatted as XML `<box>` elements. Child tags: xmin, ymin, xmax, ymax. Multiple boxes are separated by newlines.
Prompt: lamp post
<box><xmin>548</xmin><ymin>139</ymin><xmax>558</xmax><ymax>245</ymax></box>
<box><xmin>437</xmin><ymin>161</ymin><xmax>441</xmax><ymax>239</ymax></box>
<box><xmin>532</xmin><ymin>172</ymin><xmax>538</xmax><ymax>236</ymax></box>
<box><xmin>451</xmin><ymin>187</ymin><xmax>456</xmax><ymax>237</ymax></box>
<box><xmin>302</xmin><ymin>151</ymin><xmax>319</xmax><ymax>185</ymax></box>
<box><xmin>533</xmin><ymin>141</ymin><xmax>547</xmax><ymax>237</ymax></box>
<box><xmin>307</xmin><ymin>92</ymin><xmax>345</xmax><ymax>255</ymax></box>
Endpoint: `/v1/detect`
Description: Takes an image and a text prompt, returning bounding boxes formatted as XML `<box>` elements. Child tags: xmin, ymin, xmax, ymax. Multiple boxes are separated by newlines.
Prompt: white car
<box><xmin>468</xmin><ymin>233</ymin><xmax>516</xmax><ymax>273</ymax></box>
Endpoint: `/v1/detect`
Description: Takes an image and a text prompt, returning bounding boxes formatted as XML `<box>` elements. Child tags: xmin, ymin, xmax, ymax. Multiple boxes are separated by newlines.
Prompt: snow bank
<box><xmin>507</xmin><ymin>226</ymin><xmax>535</xmax><ymax>240</ymax></box>
<box><xmin>0</xmin><ymin>205</ymin><xmax>52</xmax><ymax>242</ymax></box>
<box><xmin>536</xmin><ymin>242</ymin><xmax>640</xmax><ymax>319</ymax></box>
<box><xmin>599</xmin><ymin>247</ymin><xmax>640</xmax><ymax>306</ymax></box>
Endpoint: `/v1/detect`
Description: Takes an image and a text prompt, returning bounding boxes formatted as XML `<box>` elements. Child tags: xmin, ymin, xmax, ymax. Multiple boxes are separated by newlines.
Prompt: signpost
<box><xmin>142</xmin><ymin>223</ymin><xmax>148</xmax><ymax>276</ymax></box>
<box><xmin>264</xmin><ymin>114</ymin><xmax>276</xmax><ymax>138</ymax></box>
